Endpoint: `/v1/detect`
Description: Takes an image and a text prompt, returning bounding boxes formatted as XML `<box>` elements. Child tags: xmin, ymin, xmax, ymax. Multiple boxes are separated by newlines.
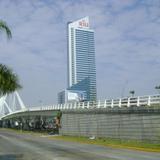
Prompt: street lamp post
<box><xmin>129</xmin><ymin>90</ymin><xmax>135</xmax><ymax>97</ymax></box>
<box><xmin>155</xmin><ymin>85</ymin><xmax>160</xmax><ymax>94</ymax></box>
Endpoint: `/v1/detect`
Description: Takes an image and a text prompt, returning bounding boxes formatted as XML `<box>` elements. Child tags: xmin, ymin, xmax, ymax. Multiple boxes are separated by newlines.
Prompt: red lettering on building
<box><xmin>79</xmin><ymin>21</ymin><xmax>82</xmax><ymax>26</ymax></box>
<box><xmin>79</xmin><ymin>20</ymin><xmax>89</xmax><ymax>28</ymax></box>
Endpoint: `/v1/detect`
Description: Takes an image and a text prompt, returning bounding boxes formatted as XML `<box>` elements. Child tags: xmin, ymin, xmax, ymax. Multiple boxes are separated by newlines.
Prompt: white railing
<box><xmin>1</xmin><ymin>94</ymin><xmax>160</xmax><ymax>119</ymax></box>
<box><xmin>29</xmin><ymin>94</ymin><xmax>160</xmax><ymax>111</ymax></box>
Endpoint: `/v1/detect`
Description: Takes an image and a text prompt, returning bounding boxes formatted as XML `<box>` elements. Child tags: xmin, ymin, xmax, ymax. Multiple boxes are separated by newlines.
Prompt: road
<box><xmin>0</xmin><ymin>129</ymin><xmax>160</xmax><ymax>160</ymax></box>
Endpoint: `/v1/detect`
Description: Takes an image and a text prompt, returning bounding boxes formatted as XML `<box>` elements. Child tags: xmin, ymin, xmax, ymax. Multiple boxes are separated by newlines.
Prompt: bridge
<box><xmin>0</xmin><ymin>91</ymin><xmax>160</xmax><ymax>141</ymax></box>
<box><xmin>0</xmin><ymin>91</ymin><xmax>160</xmax><ymax>120</ymax></box>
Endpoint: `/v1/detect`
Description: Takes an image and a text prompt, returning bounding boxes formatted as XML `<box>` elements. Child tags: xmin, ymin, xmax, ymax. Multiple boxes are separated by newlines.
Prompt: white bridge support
<box><xmin>0</xmin><ymin>91</ymin><xmax>26</xmax><ymax>119</ymax></box>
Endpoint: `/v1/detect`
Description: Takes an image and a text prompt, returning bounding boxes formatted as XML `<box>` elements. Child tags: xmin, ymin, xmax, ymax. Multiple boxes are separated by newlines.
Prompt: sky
<box><xmin>0</xmin><ymin>0</ymin><xmax>160</xmax><ymax>107</ymax></box>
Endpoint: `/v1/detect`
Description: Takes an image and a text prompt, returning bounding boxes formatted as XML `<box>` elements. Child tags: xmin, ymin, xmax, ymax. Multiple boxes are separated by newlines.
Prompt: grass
<box><xmin>1</xmin><ymin>128</ymin><xmax>160</xmax><ymax>152</ymax></box>
<box><xmin>49</xmin><ymin>135</ymin><xmax>160</xmax><ymax>152</ymax></box>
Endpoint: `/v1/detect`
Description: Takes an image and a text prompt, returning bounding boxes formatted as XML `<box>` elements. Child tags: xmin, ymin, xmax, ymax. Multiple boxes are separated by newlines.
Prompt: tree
<box><xmin>0</xmin><ymin>64</ymin><xmax>21</xmax><ymax>96</ymax></box>
<box><xmin>0</xmin><ymin>20</ymin><xmax>21</xmax><ymax>96</ymax></box>
<box><xmin>0</xmin><ymin>20</ymin><xmax>12</xmax><ymax>39</ymax></box>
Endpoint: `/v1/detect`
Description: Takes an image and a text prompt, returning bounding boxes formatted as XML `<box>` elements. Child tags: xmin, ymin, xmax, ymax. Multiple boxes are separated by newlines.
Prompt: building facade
<box><xmin>67</xmin><ymin>17</ymin><xmax>96</xmax><ymax>102</ymax></box>
<box><xmin>57</xmin><ymin>91</ymin><xmax>65</xmax><ymax>104</ymax></box>
<box><xmin>58</xmin><ymin>89</ymin><xmax>87</xmax><ymax>104</ymax></box>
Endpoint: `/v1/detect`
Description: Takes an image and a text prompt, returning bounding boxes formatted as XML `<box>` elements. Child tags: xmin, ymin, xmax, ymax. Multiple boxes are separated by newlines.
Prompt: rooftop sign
<box><xmin>69</xmin><ymin>16</ymin><xmax>90</xmax><ymax>29</ymax></box>
<box><xmin>78</xmin><ymin>17</ymin><xmax>89</xmax><ymax>28</ymax></box>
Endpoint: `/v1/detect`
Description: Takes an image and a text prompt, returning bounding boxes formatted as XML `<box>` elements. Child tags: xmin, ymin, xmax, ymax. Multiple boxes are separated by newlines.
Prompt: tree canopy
<box><xmin>0</xmin><ymin>20</ymin><xmax>21</xmax><ymax>96</ymax></box>
<box><xmin>0</xmin><ymin>64</ymin><xmax>21</xmax><ymax>96</ymax></box>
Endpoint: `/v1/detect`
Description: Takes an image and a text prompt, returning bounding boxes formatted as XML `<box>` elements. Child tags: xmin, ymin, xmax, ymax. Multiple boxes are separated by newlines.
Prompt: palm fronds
<box><xmin>0</xmin><ymin>20</ymin><xmax>12</xmax><ymax>39</ymax></box>
<box><xmin>0</xmin><ymin>64</ymin><xmax>21</xmax><ymax>96</ymax></box>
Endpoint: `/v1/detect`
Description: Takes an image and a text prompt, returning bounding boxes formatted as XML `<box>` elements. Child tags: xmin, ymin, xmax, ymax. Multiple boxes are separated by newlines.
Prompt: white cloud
<box><xmin>0</xmin><ymin>0</ymin><xmax>160</xmax><ymax>105</ymax></box>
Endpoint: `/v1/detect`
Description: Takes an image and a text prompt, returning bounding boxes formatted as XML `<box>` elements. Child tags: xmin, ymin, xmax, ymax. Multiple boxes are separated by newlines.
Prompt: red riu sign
<box><xmin>79</xmin><ymin>20</ymin><xmax>89</xmax><ymax>27</ymax></box>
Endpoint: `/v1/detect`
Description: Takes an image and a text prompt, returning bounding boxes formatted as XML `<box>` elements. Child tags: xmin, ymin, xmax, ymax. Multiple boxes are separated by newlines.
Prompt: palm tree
<box><xmin>0</xmin><ymin>20</ymin><xmax>21</xmax><ymax>96</ymax></box>
<box><xmin>0</xmin><ymin>64</ymin><xmax>21</xmax><ymax>96</ymax></box>
<box><xmin>0</xmin><ymin>20</ymin><xmax>12</xmax><ymax>39</ymax></box>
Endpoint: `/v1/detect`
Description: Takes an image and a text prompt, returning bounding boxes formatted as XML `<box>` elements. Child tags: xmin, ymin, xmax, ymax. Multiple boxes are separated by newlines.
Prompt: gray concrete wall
<box><xmin>60</xmin><ymin>106</ymin><xmax>160</xmax><ymax>142</ymax></box>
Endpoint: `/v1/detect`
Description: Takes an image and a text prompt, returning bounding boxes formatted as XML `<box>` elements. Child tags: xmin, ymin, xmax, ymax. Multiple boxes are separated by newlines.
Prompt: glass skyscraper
<box><xmin>67</xmin><ymin>17</ymin><xmax>96</xmax><ymax>102</ymax></box>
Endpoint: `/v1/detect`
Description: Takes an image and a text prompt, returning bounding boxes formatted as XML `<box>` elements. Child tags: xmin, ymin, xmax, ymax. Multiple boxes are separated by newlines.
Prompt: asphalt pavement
<box><xmin>0</xmin><ymin>129</ymin><xmax>160</xmax><ymax>160</ymax></box>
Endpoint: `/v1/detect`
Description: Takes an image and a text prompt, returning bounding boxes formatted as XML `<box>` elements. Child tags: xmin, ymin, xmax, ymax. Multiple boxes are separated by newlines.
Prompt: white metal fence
<box><xmin>1</xmin><ymin>94</ymin><xmax>160</xmax><ymax>119</ymax></box>
<box><xmin>29</xmin><ymin>94</ymin><xmax>160</xmax><ymax>111</ymax></box>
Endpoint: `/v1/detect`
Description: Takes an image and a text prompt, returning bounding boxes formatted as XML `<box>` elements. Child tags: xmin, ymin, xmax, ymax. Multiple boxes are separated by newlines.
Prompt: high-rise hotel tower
<box><xmin>67</xmin><ymin>17</ymin><xmax>96</xmax><ymax>102</ymax></box>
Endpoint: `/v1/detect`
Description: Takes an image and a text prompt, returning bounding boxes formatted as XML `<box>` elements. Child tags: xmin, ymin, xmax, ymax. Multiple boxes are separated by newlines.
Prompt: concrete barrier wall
<box><xmin>60</xmin><ymin>106</ymin><xmax>160</xmax><ymax>142</ymax></box>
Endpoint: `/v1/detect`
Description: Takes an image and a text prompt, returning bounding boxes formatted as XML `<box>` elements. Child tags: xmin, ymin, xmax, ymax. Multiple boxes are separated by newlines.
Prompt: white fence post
<box><xmin>148</xmin><ymin>96</ymin><xmax>151</xmax><ymax>106</ymax></box>
<box><xmin>87</xmin><ymin>101</ymin><xmax>90</xmax><ymax>108</ymax></box>
<box><xmin>104</xmin><ymin>100</ymin><xmax>107</xmax><ymax>108</ymax></box>
<box><xmin>137</xmin><ymin>96</ymin><xmax>140</xmax><ymax>106</ymax></box>
<box><xmin>127</xmin><ymin>98</ymin><xmax>130</xmax><ymax>107</ymax></box>
<box><xmin>119</xmin><ymin>98</ymin><xmax>121</xmax><ymax>108</ymax></box>
<box><xmin>82</xmin><ymin>102</ymin><xmax>85</xmax><ymax>108</ymax></box>
<box><xmin>111</xmin><ymin>99</ymin><xmax>114</xmax><ymax>108</ymax></box>
<box><xmin>60</xmin><ymin>104</ymin><xmax>62</xmax><ymax>109</ymax></box>
<box><xmin>98</xmin><ymin>100</ymin><xmax>101</xmax><ymax>108</ymax></box>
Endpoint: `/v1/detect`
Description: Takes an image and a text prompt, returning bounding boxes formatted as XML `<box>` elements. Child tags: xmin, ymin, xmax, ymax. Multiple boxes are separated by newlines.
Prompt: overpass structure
<box><xmin>0</xmin><ymin>92</ymin><xmax>160</xmax><ymax>141</ymax></box>
<box><xmin>0</xmin><ymin>91</ymin><xmax>27</xmax><ymax>119</ymax></box>
<box><xmin>0</xmin><ymin>91</ymin><xmax>160</xmax><ymax>120</ymax></box>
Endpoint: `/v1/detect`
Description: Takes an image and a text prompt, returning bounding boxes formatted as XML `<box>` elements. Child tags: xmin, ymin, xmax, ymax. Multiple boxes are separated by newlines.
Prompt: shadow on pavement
<box><xmin>0</xmin><ymin>154</ymin><xmax>23</xmax><ymax>160</ymax></box>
